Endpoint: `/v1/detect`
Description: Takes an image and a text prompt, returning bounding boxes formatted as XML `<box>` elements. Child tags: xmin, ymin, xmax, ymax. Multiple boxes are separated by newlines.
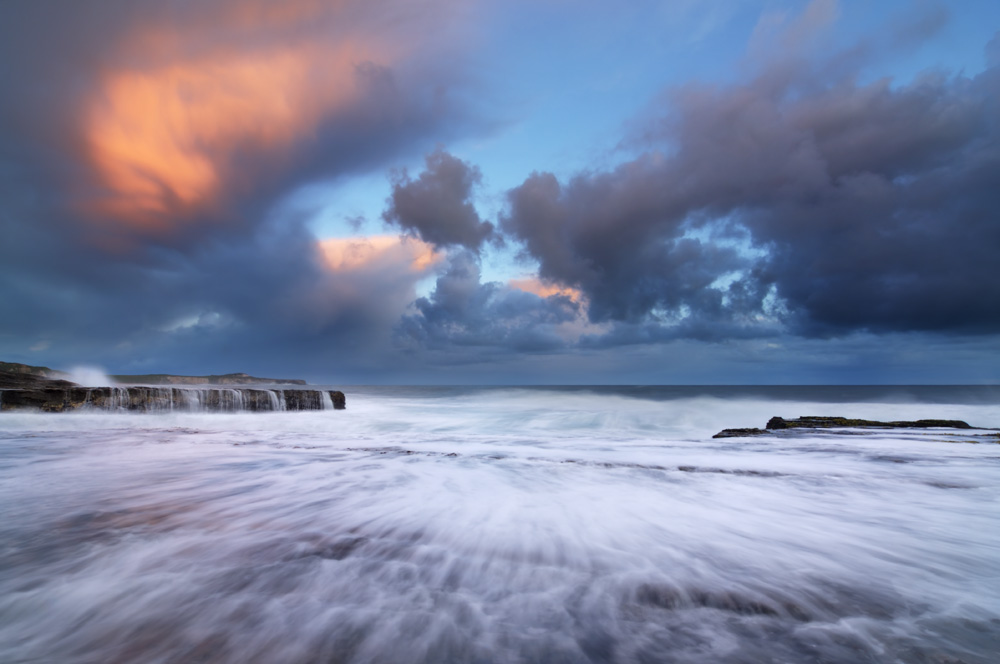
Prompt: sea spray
<box><xmin>0</xmin><ymin>387</ymin><xmax>997</xmax><ymax>663</ymax></box>
<box><xmin>66</xmin><ymin>365</ymin><xmax>116</xmax><ymax>387</ymax></box>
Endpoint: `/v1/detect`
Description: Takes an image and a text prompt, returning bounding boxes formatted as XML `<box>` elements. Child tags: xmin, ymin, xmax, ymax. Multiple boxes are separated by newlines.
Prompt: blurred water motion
<box><xmin>1</xmin><ymin>387</ymin><xmax>998</xmax><ymax>663</ymax></box>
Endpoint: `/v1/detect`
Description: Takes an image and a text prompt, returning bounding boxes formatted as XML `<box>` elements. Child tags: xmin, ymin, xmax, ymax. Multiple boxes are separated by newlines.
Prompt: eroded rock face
<box><xmin>0</xmin><ymin>365</ymin><xmax>345</xmax><ymax>413</ymax></box>
<box><xmin>0</xmin><ymin>387</ymin><xmax>346</xmax><ymax>412</ymax></box>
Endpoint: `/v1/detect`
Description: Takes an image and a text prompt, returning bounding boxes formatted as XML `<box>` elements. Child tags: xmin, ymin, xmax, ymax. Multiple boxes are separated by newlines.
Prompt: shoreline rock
<box><xmin>765</xmin><ymin>416</ymin><xmax>973</xmax><ymax>430</ymax></box>
<box><xmin>1</xmin><ymin>361</ymin><xmax>343</xmax><ymax>412</ymax></box>
<box><xmin>0</xmin><ymin>386</ymin><xmax>346</xmax><ymax>412</ymax></box>
<box><xmin>714</xmin><ymin>416</ymin><xmax>976</xmax><ymax>439</ymax></box>
<box><xmin>712</xmin><ymin>427</ymin><xmax>768</xmax><ymax>439</ymax></box>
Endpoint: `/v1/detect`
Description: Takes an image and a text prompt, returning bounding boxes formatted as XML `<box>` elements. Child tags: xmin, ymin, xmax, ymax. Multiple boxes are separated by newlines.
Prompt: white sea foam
<box><xmin>0</xmin><ymin>388</ymin><xmax>998</xmax><ymax>663</ymax></box>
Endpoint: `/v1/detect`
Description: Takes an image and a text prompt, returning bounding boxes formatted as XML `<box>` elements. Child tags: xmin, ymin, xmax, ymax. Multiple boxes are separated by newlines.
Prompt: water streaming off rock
<box><xmin>1</xmin><ymin>386</ymin><xmax>998</xmax><ymax>663</ymax></box>
<box><xmin>0</xmin><ymin>386</ymin><xmax>345</xmax><ymax>412</ymax></box>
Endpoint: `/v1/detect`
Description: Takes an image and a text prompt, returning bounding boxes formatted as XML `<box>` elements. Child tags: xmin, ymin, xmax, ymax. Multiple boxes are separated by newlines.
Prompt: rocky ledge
<box><xmin>110</xmin><ymin>372</ymin><xmax>307</xmax><ymax>386</ymax></box>
<box><xmin>0</xmin><ymin>373</ymin><xmax>78</xmax><ymax>391</ymax></box>
<box><xmin>0</xmin><ymin>361</ymin><xmax>345</xmax><ymax>413</ymax></box>
<box><xmin>714</xmin><ymin>416</ymin><xmax>976</xmax><ymax>438</ymax></box>
<box><xmin>0</xmin><ymin>386</ymin><xmax>346</xmax><ymax>413</ymax></box>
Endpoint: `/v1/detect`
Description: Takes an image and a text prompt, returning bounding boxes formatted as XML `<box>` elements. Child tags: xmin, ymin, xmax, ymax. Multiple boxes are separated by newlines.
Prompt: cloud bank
<box><xmin>1</xmin><ymin>0</ymin><xmax>997</xmax><ymax>382</ymax></box>
<box><xmin>496</xmin><ymin>21</ymin><xmax>1000</xmax><ymax>345</ymax></box>
<box><xmin>0</xmin><ymin>0</ymin><xmax>478</xmax><ymax>377</ymax></box>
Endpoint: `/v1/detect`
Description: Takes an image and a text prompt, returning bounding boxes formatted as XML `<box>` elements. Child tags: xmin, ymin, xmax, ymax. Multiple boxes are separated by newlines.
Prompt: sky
<box><xmin>1</xmin><ymin>0</ymin><xmax>998</xmax><ymax>384</ymax></box>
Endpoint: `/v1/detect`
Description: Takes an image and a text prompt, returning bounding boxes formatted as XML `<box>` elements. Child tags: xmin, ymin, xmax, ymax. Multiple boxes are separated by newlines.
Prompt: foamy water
<box><xmin>1</xmin><ymin>387</ymin><xmax>998</xmax><ymax>663</ymax></box>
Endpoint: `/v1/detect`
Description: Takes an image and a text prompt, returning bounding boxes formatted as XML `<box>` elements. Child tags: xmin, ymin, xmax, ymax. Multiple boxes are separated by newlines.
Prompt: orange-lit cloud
<box><xmin>318</xmin><ymin>235</ymin><xmax>442</xmax><ymax>274</ymax></box>
<box><xmin>509</xmin><ymin>277</ymin><xmax>582</xmax><ymax>302</ymax></box>
<box><xmin>509</xmin><ymin>277</ymin><xmax>614</xmax><ymax>342</ymax></box>
<box><xmin>83</xmin><ymin>4</ymin><xmax>398</xmax><ymax>231</ymax></box>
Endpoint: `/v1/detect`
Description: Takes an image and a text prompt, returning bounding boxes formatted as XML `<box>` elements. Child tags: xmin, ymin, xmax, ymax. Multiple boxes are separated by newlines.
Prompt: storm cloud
<box><xmin>501</xmin><ymin>33</ymin><xmax>1000</xmax><ymax>341</ymax></box>
<box><xmin>0</xmin><ymin>0</ymin><xmax>476</xmax><ymax>376</ymax></box>
<box><xmin>383</xmin><ymin>149</ymin><xmax>495</xmax><ymax>251</ymax></box>
<box><xmin>396</xmin><ymin>251</ymin><xmax>579</xmax><ymax>354</ymax></box>
<box><xmin>1</xmin><ymin>0</ymin><xmax>997</xmax><ymax>382</ymax></box>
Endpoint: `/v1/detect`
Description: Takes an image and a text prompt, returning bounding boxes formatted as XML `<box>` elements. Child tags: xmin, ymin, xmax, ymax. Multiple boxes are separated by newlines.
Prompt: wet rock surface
<box><xmin>0</xmin><ymin>366</ymin><xmax>345</xmax><ymax>412</ymax></box>
<box><xmin>766</xmin><ymin>416</ymin><xmax>974</xmax><ymax>430</ymax></box>
<box><xmin>714</xmin><ymin>416</ymin><xmax>978</xmax><ymax>439</ymax></box>
<box><xmin>712</xmin><ymin>427</ymin><xmax>767</xmax><ymax>438</ymax></box>
<box><xmin>29</xmin><ymin>387</ymin><xmax>344</xmax><ymax>412</ymax></box>
<box><xmin>0</xmin><ymin>383</ymin><xmax>345</xmax><ymax>412</ymax></box>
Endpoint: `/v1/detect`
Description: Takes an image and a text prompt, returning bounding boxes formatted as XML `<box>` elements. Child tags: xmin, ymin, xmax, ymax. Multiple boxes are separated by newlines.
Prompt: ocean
<box><xmin>1</xmin><ymin>386</ymin><xmax>998</xmax><ymax>663</ymax></box>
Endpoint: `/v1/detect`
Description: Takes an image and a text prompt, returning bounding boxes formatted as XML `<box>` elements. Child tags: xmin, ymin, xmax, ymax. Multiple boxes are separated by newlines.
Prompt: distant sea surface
<box><xmin>1</xmin><ymin>386</ymin><xmax>998</xmax><ymax>663</ymax></box>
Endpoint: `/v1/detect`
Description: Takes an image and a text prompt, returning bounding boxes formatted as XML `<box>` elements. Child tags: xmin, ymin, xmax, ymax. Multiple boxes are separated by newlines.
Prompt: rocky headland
<box><xmin>0</xmin><ymin>361</ymin><xmax>72</xmax><ymax>387</ymax></box>
<box><xmin>0</xmin><ymin>362</ymin><xmax>344</xmax><ymax>412</ymax></box>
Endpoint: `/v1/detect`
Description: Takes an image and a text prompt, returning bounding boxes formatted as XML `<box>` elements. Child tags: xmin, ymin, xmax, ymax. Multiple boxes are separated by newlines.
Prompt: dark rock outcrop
<box><xmin>0</xmin><ymin>361</ymin><xmax>68</xmax><ymax>380</ymax></box>
<box><xmin>712</xmin><ymin>427</ymin><xmax>767</xmax><ymax>439</ymax></box>
<box><xmin>0</xmin><ymin>372</ymin><xmax>78</xmax><ymax>390</ymax></box>
<box><xmin>714</xmin><ymin>416</ymin><xmax>976</xmax><ymax>438</ymax></box>
<box><xmin>0</xmin><ymin>386</ymin><xmax>346</xmax><ymax>413</ymax></box>
<box><xmin>0</xmin><ymin>363</ymin><xmax>76</xmax><ymax>390</ymax></box>
<box><xmin>765</xmin><ymin>416</ymin><xmax>973</xmax><ymax>430</ymax></box>
<box><xmin>1</xmin><ymin>362</ymin><xmax>343</xmax><ymax>413</ymax></box>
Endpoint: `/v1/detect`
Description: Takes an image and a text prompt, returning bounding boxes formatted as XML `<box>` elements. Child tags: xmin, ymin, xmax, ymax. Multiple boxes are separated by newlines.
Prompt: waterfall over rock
<box><xmin>0</xmin><ymin>386</ymin><xmax>346</xmax><ymax>412</ymax></box>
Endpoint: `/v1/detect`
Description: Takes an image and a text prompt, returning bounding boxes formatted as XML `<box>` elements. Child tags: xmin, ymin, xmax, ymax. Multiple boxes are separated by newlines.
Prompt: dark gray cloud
<box><xmin>0</xmin><ymin>0</ymin><xmax>479</xmax><ymax>376</ymax></box>
<box><xmin>502</xmin><ymin>41</ymin><xmax>1000</xmax><ymax>341</ymax></box>
<box><xmin>383</xmin><ymin>148</ymin><xmax>494</xmax><ymax>251</ymax></box>
<box><xmin>396</xmin><ymin>251</ymin><xmax>579</xmax><ymax>354</ymax></box>
<box><xmin>0</xmin><ymin>211</ymin><xmax>436</xmax><ymax>378</ymax></box>
<box><xmin>503</xmin><ymin>169</ymin><xmax>774</xmax><ymax>336</ymax></box>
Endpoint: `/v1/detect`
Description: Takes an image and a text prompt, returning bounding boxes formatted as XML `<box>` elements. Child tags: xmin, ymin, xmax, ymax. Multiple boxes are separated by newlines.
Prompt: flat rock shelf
<box><xmin>0</xmin><ymin>386</ymin><xmax>346</xmax><ymax>412</ymax></box>
<box><xmin>714</xmin><ymin>416</ymin><xmax>987</xmax><ymax>439</ymax></box>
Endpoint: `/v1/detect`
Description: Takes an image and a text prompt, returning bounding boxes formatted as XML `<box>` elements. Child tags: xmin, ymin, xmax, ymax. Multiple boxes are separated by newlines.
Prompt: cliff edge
<box><xmin>0</xmin><ymin>361</ymin><xmax>342</xmax><ymax>412</ymax></box>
